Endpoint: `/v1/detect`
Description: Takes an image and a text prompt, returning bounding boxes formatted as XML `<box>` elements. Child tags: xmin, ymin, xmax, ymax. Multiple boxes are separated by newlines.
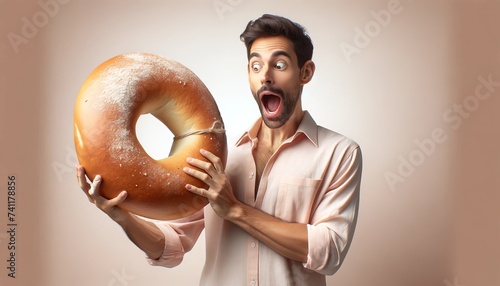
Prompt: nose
<box><xmin>260</xmin><ymin>65</ymin><xmax>274</xmax><ymax>85</ymax></box>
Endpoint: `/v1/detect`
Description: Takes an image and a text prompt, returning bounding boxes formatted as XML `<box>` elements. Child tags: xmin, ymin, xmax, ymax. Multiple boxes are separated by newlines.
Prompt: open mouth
<box><xmin>260</xmin><ymin>92</ymin><xmax>283</xmax><ymax>118</ymax></box>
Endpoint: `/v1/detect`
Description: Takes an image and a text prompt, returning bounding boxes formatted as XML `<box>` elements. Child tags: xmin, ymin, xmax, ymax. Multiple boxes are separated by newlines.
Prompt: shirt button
<box><xmin>250</xmin><ymin>280</ymin><xmax>256</xmax><ymax>286</ymax></box>
<box><xmin>249</xmin><ymin>172</ymin><xmax>254</xmax><ymax>179</ymax></box>
<box><xmin>251</xmin><ymin>242</ymin><xmax>256</xmax><ymax>248</ymax></box>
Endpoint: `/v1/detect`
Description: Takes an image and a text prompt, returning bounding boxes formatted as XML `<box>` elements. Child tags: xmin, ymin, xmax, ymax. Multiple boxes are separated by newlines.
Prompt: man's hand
<box><xmin>183</xmin><ymin>149</ymin><xmax>308</xmax><ymax>262</ymax></box>
<box><xmin>183</xmin><ymin>149</ymin><xmax>242</xmax><ymax>220</ymax></box>
<box><xmin>76</xmin><ymin>165</ymin><xmax>129</xmax><ymax>224</ymax></box>
<box><xmin>75</xmin><ymin>165</ymin><xmax>166</xmax><ymax>259</ymax></box>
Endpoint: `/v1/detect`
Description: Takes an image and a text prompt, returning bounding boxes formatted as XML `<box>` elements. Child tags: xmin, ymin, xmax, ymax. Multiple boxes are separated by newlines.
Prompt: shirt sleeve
<box><xmin>303</xmin><ymin>146</ymin><xmax>362</xmax><ymax>275</ymax></box>
<box><xmin>141</xmin><ymin>208</ymin><xmax>205</xmax><ymax>268</ymax></box>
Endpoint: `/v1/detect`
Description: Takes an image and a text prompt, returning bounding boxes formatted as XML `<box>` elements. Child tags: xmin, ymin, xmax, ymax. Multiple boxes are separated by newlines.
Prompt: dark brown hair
<box><xmin>240</xmin><ymin>14</ymin><xmax>313</xmax><ymax>68</ymax></box>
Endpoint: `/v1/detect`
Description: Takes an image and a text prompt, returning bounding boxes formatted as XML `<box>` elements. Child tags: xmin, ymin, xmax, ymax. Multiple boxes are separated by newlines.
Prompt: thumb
<box><xmin>108</xmin><ymin>191</ymin><xmax>128</xmax><ymax>206</ymax></box>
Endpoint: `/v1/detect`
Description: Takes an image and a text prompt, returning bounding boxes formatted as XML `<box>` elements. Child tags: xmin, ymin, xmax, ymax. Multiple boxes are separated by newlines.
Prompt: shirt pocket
<box><xmin>275</xmin><ymin>176</ymin><xmax>322</xmax><ymax>223</ymax></box>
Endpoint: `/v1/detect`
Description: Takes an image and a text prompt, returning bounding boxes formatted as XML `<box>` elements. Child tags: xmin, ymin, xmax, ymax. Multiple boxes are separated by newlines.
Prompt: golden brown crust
<box><xmin>74</xmin><ymin>53</ymin><xmax>227</xmax><ymax>220</ymax></box>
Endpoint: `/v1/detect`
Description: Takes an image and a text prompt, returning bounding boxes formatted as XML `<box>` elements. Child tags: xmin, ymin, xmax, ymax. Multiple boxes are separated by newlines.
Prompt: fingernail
<box><xmin>186</xmin><ymin>157</ymin><xmax>193</xmax><ymax>163</ymax></box>
<box><xmin>95</xmin><ymin>175</ymin><xmax>101</xmax><ymax>182</ymax></box>
<box><xmin>185</xmin><ymin>184</ymin><xmax>192</xmax><ymax>190</ymax></box>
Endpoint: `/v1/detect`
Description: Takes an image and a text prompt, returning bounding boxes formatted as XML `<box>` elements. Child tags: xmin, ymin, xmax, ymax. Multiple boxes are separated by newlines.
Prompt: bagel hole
<box><xmin>136</xmin><ymin>114</ymin><xmax>174</xmax><ymax>160</ymax></box>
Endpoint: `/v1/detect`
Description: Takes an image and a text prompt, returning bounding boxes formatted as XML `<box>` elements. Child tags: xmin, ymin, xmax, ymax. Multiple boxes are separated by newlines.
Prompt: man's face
<box><xmin>247</xmin><ymin>36</ymin><xmax>303</xmax><ymax>129</ymax></box>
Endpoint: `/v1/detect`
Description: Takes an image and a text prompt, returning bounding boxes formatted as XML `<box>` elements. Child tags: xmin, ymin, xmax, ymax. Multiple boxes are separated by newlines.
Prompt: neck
<box><xmin>258</xmin><ymin>110</ymin><xmax>304</xmax><ymax>150</ymax></box>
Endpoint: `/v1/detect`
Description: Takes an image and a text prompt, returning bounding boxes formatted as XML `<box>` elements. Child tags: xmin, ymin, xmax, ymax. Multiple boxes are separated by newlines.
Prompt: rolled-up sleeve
<box><xmin>143</xmin><ymin>208</ymin><xmax>205</xmax><ymax>268</ymax></box>
<box><xmin>303</xmin><ymin>146</ymin><xmax>362</xmax><ymax>275</ymax></box>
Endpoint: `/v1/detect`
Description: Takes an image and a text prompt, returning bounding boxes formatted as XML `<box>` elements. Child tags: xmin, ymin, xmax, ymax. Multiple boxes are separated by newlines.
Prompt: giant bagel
<box><xmin>74</xmin><ymin>53</ymin><xmax>227</xmax><ymax>220</ymax></box>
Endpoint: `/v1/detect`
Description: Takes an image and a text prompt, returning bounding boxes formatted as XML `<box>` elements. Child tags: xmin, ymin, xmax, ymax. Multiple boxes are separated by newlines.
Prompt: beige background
<box><xmin>1</xmin><ymin>0</ymin><xmax>499</xmax><ymax>285</ymax></box>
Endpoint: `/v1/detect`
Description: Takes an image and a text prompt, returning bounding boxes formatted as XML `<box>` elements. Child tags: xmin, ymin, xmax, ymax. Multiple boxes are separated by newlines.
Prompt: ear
<box><xmin>300</xmin><ymin>60</ymin><xmax>315</xmax><ymax>84</ymax></box>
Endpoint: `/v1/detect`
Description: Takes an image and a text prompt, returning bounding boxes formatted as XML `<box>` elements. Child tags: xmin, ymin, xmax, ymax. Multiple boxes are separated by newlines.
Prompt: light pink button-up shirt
<box><xmin>145</xmin><ymin>111</ymin><xmax>362</xmax><ymax>286</ymax></box>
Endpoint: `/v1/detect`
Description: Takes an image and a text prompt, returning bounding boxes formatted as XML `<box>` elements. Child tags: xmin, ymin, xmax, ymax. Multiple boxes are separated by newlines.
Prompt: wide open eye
<box><xmin>275</xmin><ymin>61</ymin><xmax>287</xmax><ymax>70</ymax></box>
<box><xmin>251</xmin><ymin>62</ymin><xmax>262</xmax><ymax>72</ymax></box>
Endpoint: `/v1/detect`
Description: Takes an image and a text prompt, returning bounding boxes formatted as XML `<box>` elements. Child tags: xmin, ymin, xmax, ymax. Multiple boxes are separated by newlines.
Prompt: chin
<box><xmin>262</xmin><ymin>115</ymin><xmax>287</xmax><ymax>129</ymax></box>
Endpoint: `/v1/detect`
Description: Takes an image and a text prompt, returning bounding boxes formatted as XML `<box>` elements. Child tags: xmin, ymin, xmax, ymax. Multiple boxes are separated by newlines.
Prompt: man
<box><xmin>76</xmin><ymin>14</ymin><xmax>362</xmax><ymax>286</ymax></box>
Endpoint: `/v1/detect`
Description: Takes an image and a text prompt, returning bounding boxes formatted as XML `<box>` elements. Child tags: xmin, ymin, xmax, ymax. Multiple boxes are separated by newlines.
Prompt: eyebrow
<box><xmin>249</xmin><ymin>50</ymin><xmax>292</xmax><ymax>60</ymax></box>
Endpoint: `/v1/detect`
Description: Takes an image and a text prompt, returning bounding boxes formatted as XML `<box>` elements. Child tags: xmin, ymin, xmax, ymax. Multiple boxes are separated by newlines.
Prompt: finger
<box><xmin>76</xmin><ymin>165</ymin><xmax>94</xmax><ymax>203</ymax></box>
<box><xmin>186</xmin><ymin>157</ymin><xmax>214</xmax><ymax>173</ymax></box>
<box><xmin>185</xmin><ymin>184</ymin><xmax>209</xmax><ymax>199</ymax></box>
<box><xmin>107</xmin><ymin>191</ymin><xmax>128</xmax><ymax>206</ymax></box>
<box><xmin>88</xmin><ymin>175</ymin><xmax>103</xmax><ymax>201</ymax></box>
<box><xmin>183</xmin><ymin>166</ymin><xmax>212</xmax><ymax>183</ymax></box>
<box><xmin>76</xmin><ymin>165</ymin><xmax>90</xmax><ymax>190</ymax></box>
<box><xmin>200</xmin><ymin>149</ymin><xmax>223</xmax><ymax>172</ymax></box>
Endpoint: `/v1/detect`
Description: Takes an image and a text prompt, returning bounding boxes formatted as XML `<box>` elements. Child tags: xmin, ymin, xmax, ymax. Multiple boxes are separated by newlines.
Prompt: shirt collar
<box><xmin>235</xmin><ymin>110</ymin><xmax>318</xmax><ymax>147</ymax></box>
